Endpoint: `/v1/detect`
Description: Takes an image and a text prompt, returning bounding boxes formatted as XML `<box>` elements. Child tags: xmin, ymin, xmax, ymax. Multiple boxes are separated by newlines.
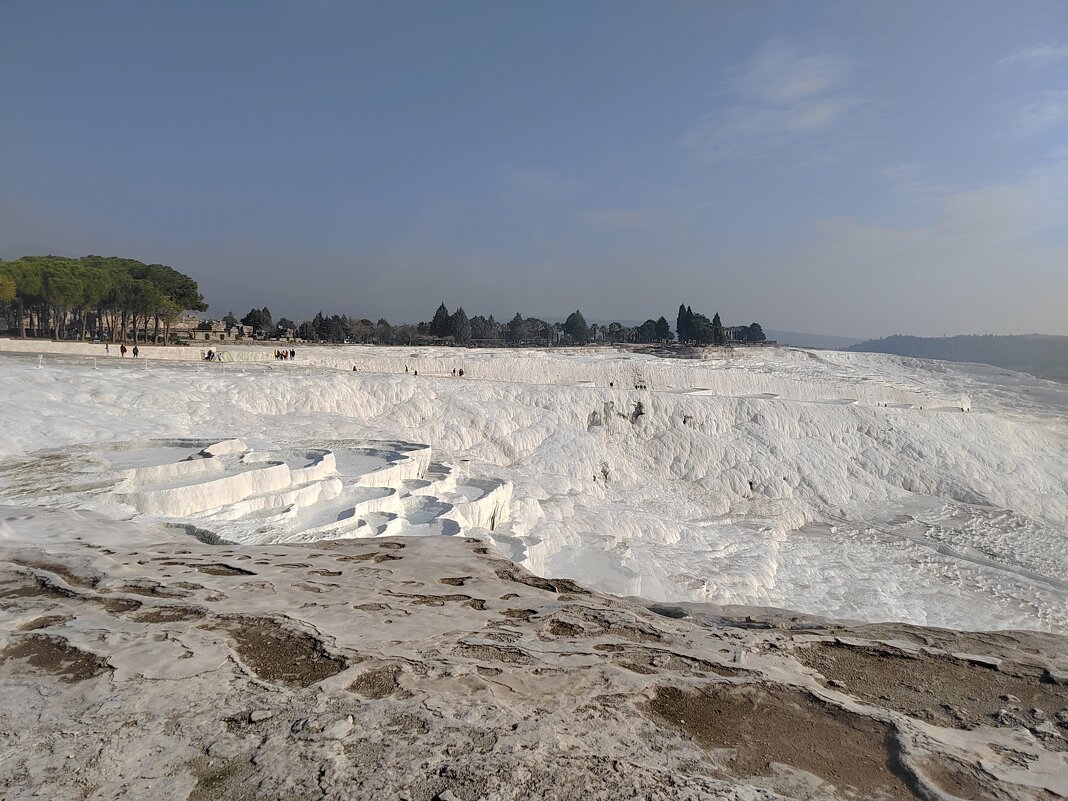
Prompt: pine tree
<box><xmin>655</xmin><ymin>316</ymin><xmax>672</xmax><ymax>342</ymax></box>
<box><xmin>430</xmin><ymin>303</ymin><xmax>451</xmax><ymax>337</ymax></box>
<box><xmin>506</xmin><ymin>313</ymin><xmax>528</xmax><ymax>343</ymax></box>
<box><xmin>676</xmin><ymin>304</ymin><xmax>688</xmax><ymax>342</ymax></box>
<box><xmin>712</xmin><ymin>312</ymin><xmax>724</xmax><ymax>346</ymax></box>
<box><xmin>450</xmin><ymin>307</ymin><xmax>471</xmax><ymax>344</ymax></box>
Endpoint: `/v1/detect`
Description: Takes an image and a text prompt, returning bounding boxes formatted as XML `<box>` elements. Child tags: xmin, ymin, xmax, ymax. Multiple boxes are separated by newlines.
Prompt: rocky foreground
<box><xmin>0</xmin><ymin>507</ymin><xmax>1065</xmax><ymax>801</ymax></box>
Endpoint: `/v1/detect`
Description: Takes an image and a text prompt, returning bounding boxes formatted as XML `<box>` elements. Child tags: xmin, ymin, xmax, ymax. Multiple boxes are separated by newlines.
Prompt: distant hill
<box><xmin>847</xmin><ymin>334</ymin><xmax>1068</xmax><ymax>382</ymax></box>
<box><xmin>765</xmin><ymin>330</ymin><xmax>865</xmax><ymax>349</ymax></box>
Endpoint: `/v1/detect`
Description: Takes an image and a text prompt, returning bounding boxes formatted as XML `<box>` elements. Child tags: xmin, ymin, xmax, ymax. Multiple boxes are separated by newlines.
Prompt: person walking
<box><xmin>132</xmin><ymin>346</ymin><xmax>139</xmax><ymax>358</ymax></box>
<box><xmin>105</xmin><ymin>343</ymin><xmax>110</xmax><ymax>355</ymax></box>
<box><xmin>120</xmin><ymin>344</ymin><xmax>127</xmax><ymax>357</ymax></box>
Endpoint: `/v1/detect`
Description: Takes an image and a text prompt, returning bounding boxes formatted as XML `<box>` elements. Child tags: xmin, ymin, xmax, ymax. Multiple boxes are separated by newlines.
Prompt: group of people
<box><xmin>105</xmin><ymin>343</ymin><xmax>139</xmax><ymax>357</ymax></box>
<box><xmin>399</xmin><ymin>365</ymin><xmax>464</xmax><ymax>378</ymax></box>
<box><xmin>274</xmin><ymin>349</ymin><xmax>296</xmax><ymax>361</ymax></box>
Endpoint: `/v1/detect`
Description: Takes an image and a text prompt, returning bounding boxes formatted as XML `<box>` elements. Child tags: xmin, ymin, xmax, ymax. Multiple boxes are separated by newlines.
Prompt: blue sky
<box><xmin>2</xmin><ymin>0</ymin><xmax>1067</xmax><ymax>336</ymax></box>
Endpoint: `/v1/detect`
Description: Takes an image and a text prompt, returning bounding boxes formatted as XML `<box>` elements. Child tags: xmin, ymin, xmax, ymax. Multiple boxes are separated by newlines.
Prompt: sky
<box><xmin>2</xmin><ymin>1</ymin><xmax>1067</xmax><ymax>338</ymax></box>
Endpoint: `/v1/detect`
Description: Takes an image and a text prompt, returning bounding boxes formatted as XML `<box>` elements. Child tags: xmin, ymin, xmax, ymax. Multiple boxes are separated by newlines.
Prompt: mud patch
<box><xmin>132</xmin><ymin>606</ymin><xmax>206</xmax><ymax>624</ymax></box>
<box><xmin>494</xmin><ymin>566</ymin><xmax>589</xmax><ymax>595</ymax></box>
<box><xmin>9</xmin><ymin>559</ymin><xmax>98</xmax><ymax>589</ymax></box>
<box><xmin>647</xmin><ymin>683</ymin><xmax>919</xmax><ymax>800</ymax></box>
<box><xmin>348</xmin><ymin>664</ymin><xmax>401</xmax><ymax>699</ymax></box>
<box><xmin>194</xmin><ymin>563</ymin><xmax>257</xmax><ymax>577</ymax></box>
<box><xmin>796</xmin><ymin>642</ymin><xmax>1068</xmax><ymax>733</ymax></box>
<box><xmin>333</xmin><ymin>552</ymin><xmax>380</xmax><ymax>562</ymax></box>
<box><xmin>499</xmin><ymin>608</ymin><xmax>537</xmax><ymax>621</ymax></box>
<box><xmin>0</xmin><ymin>634</ymin><xmax>111</xmax><ymax>683</ymax></box>
<box><xmin>214</xmin><ymin>616</ymin><xmax>346</xmax><ymax>687</ymax></box>
<box><xmin>455</xmin><ymin>642</ymin><xmax>534</xmax><ymax>665</ymax></box>
<box><xmin>107</xmin><ymin>582</ymin><xmax>186</xmax><ymax>598</ymax></box>
<box><xmin>186</xmin><ymin>755</ymin><xmax>256</xmax><ymax>801</ymax></box>
<box><xmin>613</xmin><ymin>648</ymin><xmax>744</xmax><ymax>678</ymax></box>
<box><xmin>438</xmin><ymin>577</ymin><xmax>470</xmax><ymax>586</ymax></box>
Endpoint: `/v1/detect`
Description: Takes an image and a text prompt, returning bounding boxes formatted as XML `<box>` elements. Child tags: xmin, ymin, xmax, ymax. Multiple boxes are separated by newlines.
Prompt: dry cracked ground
<box><xmin>0</xmin><ymin>506</ymin><xmax>1066</xmax><ymax>801</ymax></box>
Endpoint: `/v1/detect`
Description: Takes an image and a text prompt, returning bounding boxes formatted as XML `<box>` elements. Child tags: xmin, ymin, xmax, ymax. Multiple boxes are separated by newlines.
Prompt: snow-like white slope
<box><xmin>1</xmin><ymin>344</ymin><xmax>1065</xmax><ymax>632</ymax></box>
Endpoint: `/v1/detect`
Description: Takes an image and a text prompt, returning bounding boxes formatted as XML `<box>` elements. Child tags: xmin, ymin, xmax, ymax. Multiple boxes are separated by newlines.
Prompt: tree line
<box><xmin>0</xmin><ymin>255</ymin><xmax>765</xmax><ymax>349</ymax></box>
<box><xmin>676</xmin><ymin>305</ymin><xmax>765</xmax><ymax>345</ymax></box>
<box><xmin>0</xmin><ymin>255</ymin><xmax>207</xmax><ymax>344</ymax></box>
<box><xmin>245</xmin><ymin>301</ymin><xmax>764</xmax><ymax>347</ymax></box>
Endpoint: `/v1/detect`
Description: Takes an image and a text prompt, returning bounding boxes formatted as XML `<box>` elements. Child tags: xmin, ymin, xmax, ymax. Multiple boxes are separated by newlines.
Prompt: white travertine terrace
<box><xmin>3</xmin><ymin>437</ymin><xmax>511</xmax><ymax>546</ymax></box>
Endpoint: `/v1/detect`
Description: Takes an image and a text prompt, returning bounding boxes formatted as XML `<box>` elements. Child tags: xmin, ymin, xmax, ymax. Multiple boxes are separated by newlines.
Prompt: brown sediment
<box><xmin>213</xmin><ymin>616</ymin><xmax>346</xmax><ymax>687</ymax></box>
<box><xmin>647</xmin><ymin>683</ymin><xmax>921</xmax><ymax>800</ymax></box>
<box><xmin>0</xmin><ymin>634</ymin><xmax>111</xmax><ymax>683</ymax></box>
<box><xmin>132</xmin><ymin>606</ymin><xmax>206</xmax><ymax>624</ymax></box>
<box><xmin>348</xmin><ymin>664</ymin><xmax>401</xmax><ymax>699</ymax></box>
<box><xmin>796</xmin><ymin>641</ymin><xmax>1068</xmax><ymax>734</ymax></box>
<box><xmin>494</xmin><ymin>565</ymin><xmax>590</xmax><ymax>595</ymax></box>
<box><xmin>7</xmin><ymin>559</ymin><xmax>98</xmax><ymax>589</ymax></box>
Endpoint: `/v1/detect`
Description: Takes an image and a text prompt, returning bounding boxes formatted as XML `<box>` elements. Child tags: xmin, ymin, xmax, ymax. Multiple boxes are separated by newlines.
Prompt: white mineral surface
<box><xmin>1</xmin><ymin>342</ymin><xmax>1066</xmax><ymax>799</ymax></box>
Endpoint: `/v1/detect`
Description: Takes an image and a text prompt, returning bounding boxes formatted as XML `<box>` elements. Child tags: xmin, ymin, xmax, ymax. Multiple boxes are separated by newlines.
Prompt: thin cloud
<box><xmin>1005</xmin><ymin>89</ymin><xmax>1068</xmax><ymax>138</ymax></box>
<box><xmin>1000</xmin><ymin>44</ymin><xmax>1068</xmax><ymax>67</ymax></box>
<box><xmin>500</xmin><ymin>166</ymin><xmax>586</xmax><ymax>197</ymax></box>
<box><xmin>882</xmin><ymin>164</ymin><xmax>952</xmax><ymax>202</ymax></box>
<box><xmin>683</xmin><ymin>39</ymin><xmax>862</xmax><ymax>164</ymax></box>
<box><xmin>579</xmin><ymin>208</ymin><xmax>676</xmax><ymax>229</ymax></box>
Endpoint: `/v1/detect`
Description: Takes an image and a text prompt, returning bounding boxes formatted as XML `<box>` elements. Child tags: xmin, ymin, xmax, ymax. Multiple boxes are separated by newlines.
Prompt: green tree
<box><xmin>241</xmin><ymin>307</ymin><xmax>272</xmax><ymax>337</ymax></box>
<box><xmin>430</xmin><ymin>303</ymin><xmax>451</xmax><ymax>337</ymax></box>
<box><xmin>0</xmin><ymin>271</ymin><xmax>14</xmax><ymax>305</ymax></box>
<box><xmin>450</xmin><ymin>307</ymin><xmax>471</xmax><ymax>345</ymax></box>
<box><xmin>563</xmin><ymin>309</ymin><xmax>589</xmax><ymax>344</ymax></box>
<box><xmin>374</xmin><ymin>318</ymin><xmax>393</xmax><ymax>344</ymax></box>
<box><xmin>223</xmin><ymin>310</ymin><xmax>238</xmax><ymax>328</ymax></box>
<box><xmin>506</xmin><ymin>313</ymin><xmax>529</xmax><ymax>344</ymax></box>
<box><xmin>712</xmin><ymin>312</ymin><xmax>724</xmax><ymax>346</ymax></box>
<box><xmin>748</xmin><ymin>322</ymin><xmax>766</xmax><ymax>342</ymax></box>
<box><xmin>655</xmin><ymin>316</ymin><xmax>672</xmax><ymax>341</ymax></box>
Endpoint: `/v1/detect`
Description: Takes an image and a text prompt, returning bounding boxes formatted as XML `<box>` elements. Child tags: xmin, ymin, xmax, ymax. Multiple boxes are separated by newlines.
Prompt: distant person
<box><xmin>290</xmin><ymin>349</ymin><xmax>295</xmax><ymax>359</ymax></box>
<box><xmin>206</xmin><ymin>349</ymin><xmax>215</xmax><ymax>362</ymax></box>
<box><xmin>353</xmin><ymin>366</ymin><xmax>357</xmax><ymax>371</ymax></box>
<box><xmin>452</xmin><ymin>368</ymin><xmax>456</xmax><ymax>376</ymax></box>
<box><xmin>458</xmin><ymin>369</ymin><xmax>464</xmax><ymax>377</ymax></box>
<box><xmin>405</xmin><ymin>365</ymin><xmax>409</xmax><ymax>373</ymax></box>
<box><xmin>414</xmin><ymin>370</ymin><xmax>418</xmax><ymax>376</ymax></box>
<box><xmin>120</xmin><ymin>344</ymin><xmax>127</xmax><ymax>357</ymax></box>
<box><xmin>132</xmin><ymin>346</ymin><xmax>139</xmax><ymax>358</ymax></box>
<box><xmin>105</xmin><ymin>343</ymin><xmax>110</xmax><ymax>355</ymax></box>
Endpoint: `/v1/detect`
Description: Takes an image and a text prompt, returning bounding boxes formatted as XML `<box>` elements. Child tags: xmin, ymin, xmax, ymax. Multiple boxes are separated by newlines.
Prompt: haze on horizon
<box><xmin>2</xmin><ymin>1</ymin><xmax>1067</xmax><ymax>338</ymax></box>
